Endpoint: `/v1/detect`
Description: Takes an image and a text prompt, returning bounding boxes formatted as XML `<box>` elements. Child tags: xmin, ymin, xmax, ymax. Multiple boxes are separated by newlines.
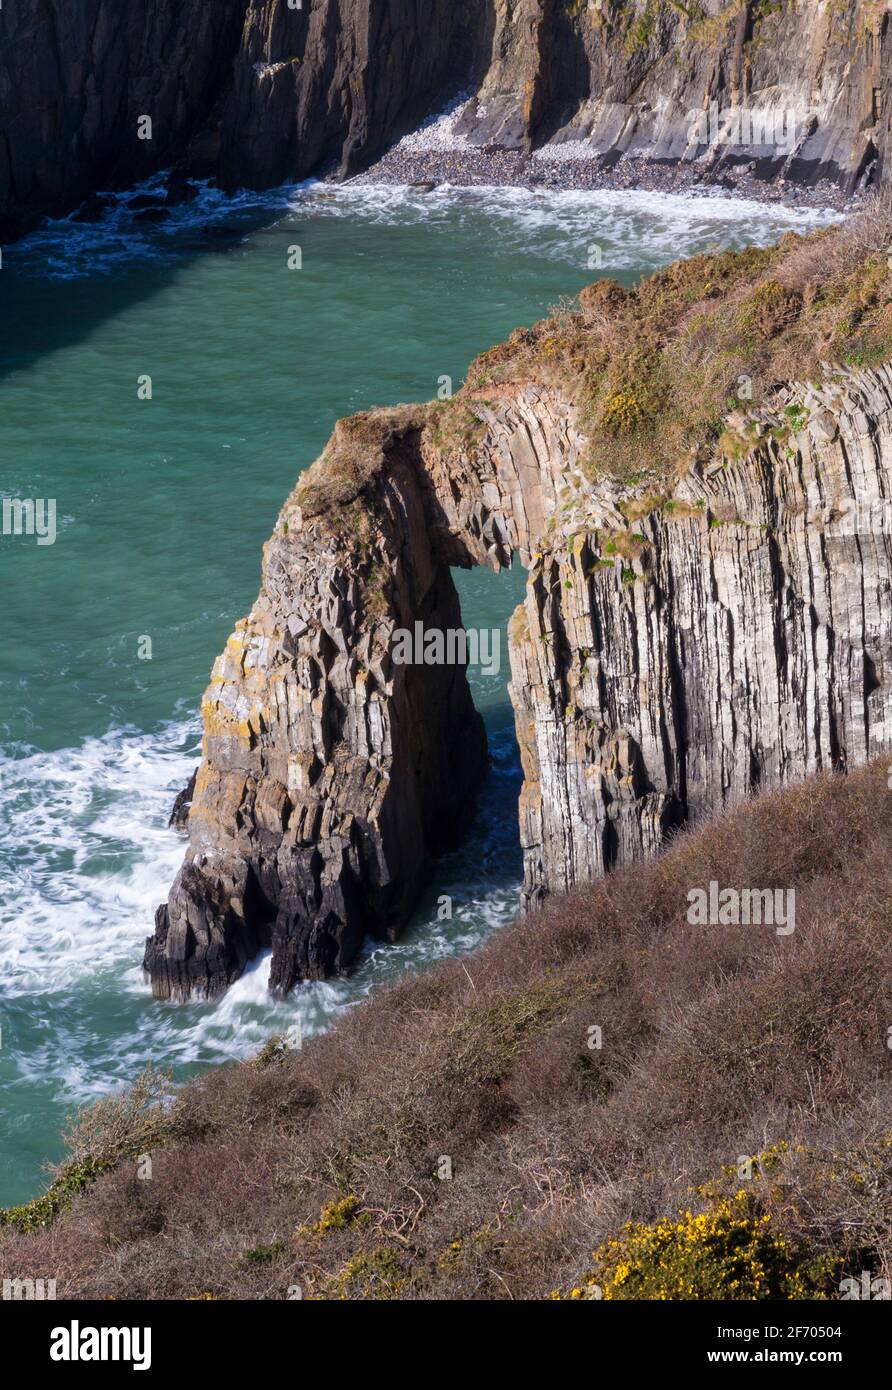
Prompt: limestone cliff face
<box><xmin>147</xmin><ymin>361</ymin><xmax>892</xmax><ymax>998</ymax></box>
<box><xmin>459</xmin><ymin>0</ymin><xmax>892</xmax><ymax>188</ymax></box>
<box><xmin>3</xmin><ymin>2</ymin><xmax>892</xmax><ymax>238</ymax></box>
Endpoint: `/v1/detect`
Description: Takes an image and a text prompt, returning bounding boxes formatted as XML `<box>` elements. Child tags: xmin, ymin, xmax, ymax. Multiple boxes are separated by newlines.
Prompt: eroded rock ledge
<box><xmin>147</xmin><ymin>358</ymin><xmax>892</xmax><ymax>998</ymax></box>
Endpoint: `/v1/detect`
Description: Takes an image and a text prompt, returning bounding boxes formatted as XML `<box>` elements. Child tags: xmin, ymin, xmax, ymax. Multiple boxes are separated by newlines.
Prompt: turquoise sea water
<box><xmin>0</xmin><ymin>176</ymin><xmax>836</xmax><ymax>1204</ymax></box>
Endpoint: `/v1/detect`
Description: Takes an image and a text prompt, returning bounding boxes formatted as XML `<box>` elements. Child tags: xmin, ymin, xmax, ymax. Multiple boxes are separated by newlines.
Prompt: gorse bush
<box><xmin>300</xmin><ymin>1195</ymin><xmax>362</xmax><ymax>1237</ymax></box>
<box><xmin>561</xmin><ymin>1192</ymin><xmax>838</xmax><ymax>1301</ymax></box>
<box><xmin>600</xmin><ymin>390</ymin><xmax>647</xmax><ymax>436</ymax></box>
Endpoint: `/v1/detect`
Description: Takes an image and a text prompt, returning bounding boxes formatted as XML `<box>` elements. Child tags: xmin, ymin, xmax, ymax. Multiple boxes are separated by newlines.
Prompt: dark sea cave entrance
<box><xmin>402</xmin><ymin>556</ymin><xmax>528</xmax><ymax>945</ymax></box>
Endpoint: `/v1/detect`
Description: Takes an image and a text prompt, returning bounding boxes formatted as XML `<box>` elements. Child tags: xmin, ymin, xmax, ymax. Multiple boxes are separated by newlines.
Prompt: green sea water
<box><xmin>0</xmin><ymin>175</ymin><xmax>835</xmax><ymax>1205</ymax></box>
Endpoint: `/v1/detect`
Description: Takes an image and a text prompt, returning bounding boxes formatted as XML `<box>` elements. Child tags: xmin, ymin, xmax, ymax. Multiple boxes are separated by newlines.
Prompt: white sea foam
<box><xmin>294</xmin><ymin>181</ymin><xmax>841</xmax><ymax>271</ymax></box>
<box><xmin>12</xmin><ymin>170</ymin><xmax>842</xmax><ymax>284</ymax></box>
<box><xmin>0</xmin><ymin>714</ymin><xmax>521</xmax><ymax>1114</ymax></box>
<box><xmin>10</xmin><ymin>176</ymin><xmax>300</xmax><ymax>281</ymax></box>
<box><xmin>0</xmin><ymin>718</ymin><xmax>200</xmax><ymax>998</ymax></box>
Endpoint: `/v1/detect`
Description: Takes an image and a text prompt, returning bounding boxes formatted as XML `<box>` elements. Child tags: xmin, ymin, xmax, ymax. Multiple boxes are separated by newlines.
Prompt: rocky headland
<box><xmin>6</xmin><ymin>0</ymin><xmax>892</xmax><ymax>1000</ymax></box>
<box><xmin>147</xmin><ymin>203</ymin><xmax>892</xmax><ymax>998</ymax></box>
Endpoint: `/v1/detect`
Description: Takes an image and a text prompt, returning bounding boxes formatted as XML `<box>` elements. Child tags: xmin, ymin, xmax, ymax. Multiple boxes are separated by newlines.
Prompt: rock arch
<box><xmin>146</xmin><ymin>366</ymin><xmax>892</xmax><ymax>998</ymax></box>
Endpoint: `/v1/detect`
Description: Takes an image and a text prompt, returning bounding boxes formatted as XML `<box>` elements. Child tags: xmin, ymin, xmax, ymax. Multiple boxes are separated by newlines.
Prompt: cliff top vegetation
<box><xmin>464</xmin><ymin>190</ymin><xmax>892</xmax><ymax>482</ymax></box>
<box><xmin>291</xmin><ymin>193</ymin><xmax>892</xmax><ymax>524</ymax></box>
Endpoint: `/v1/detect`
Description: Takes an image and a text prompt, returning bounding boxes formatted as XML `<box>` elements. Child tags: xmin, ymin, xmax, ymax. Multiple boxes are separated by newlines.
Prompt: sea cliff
<box><xmin>147</xmin><ymin>206</ymin><xmax>892</xmax><ymax>996</ymax></box>
<box><xmin>3</xmin><ymin>1</ymin><xmax>891</xmax><ymax>238</ymax></box>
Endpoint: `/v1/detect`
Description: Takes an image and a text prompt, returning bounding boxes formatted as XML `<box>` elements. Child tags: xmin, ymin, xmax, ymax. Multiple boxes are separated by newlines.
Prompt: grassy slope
<box><xmin>2</xmin><ymin>761</ymin><xmax>891</xmax><ymax>1299</ymax></box>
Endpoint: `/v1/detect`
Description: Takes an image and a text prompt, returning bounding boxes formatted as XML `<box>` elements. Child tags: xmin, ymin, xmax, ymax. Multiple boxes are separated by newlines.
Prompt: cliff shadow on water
<box><xmin>0</xmin><ymin>188</ymin><xmax>295</xmax><ymax>386</ymax></box>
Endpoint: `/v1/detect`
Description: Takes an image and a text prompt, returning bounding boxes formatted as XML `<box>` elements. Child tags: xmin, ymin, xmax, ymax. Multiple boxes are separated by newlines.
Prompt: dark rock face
<box><xmin>0</xmin><ymin>0</ymin><xmax>487</xmax><ymax>239</ymax></box>
<box><xmin>4</xmin><ymin>2</ymin><xmax>892</xmax><ymax>241</ymax></box>
<box><xmin>144</xmin><ymin>412</ymin><xmax>489</xmax><ymax>1000</ymax></box>
<box><xmin>0</xmin><ymin>0</ymin><xmax>248</xmax><ymax>239</ymax></box>
<box><xmin>215</xmin><ymin>0</ymin><xmax>488</xmax><ymax>191</ymax></box>
<box><xmin>168</xmin><ymin>771</ymin><xmax>198</xmax><ymax>834</ymax></box>
<box><xmin>221</xmin><ymin>0</ymin><xmax>892</xmax><ymax>199</ymax></box>
<box><xmin>145</xmin><ymin>855</ymin><xmax>270</xmax><ymax>1002</ymax></box>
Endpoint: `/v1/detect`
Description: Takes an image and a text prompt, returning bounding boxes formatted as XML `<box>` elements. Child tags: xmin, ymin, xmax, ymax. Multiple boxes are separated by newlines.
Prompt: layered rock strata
<box><xmin>148</xmin><ymin>364</ymin><xmax>892</xmax><ymax>996</ymax></box>
<box><xmin>4</xmin><ymin>1</ymin><xmax>892</xmax><ymax>238</ymax></box>
<box><xmin>509</xmin><ymin>368</ymin><xmax>892</xmax><ymax>908</ymax></box>
<box><xmin>146</xmin><ymin>410</ymin><xmax>489</xmax><ymax>999</ymax></box>
<box><xmin>458</xmin><ymin>0</ymin><xmax>892</xmax><ymax>190</ymax></box>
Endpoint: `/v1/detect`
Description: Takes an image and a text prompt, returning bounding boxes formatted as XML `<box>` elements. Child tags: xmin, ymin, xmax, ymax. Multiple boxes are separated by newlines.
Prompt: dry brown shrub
<box><xmin>4</xmin><ymin>761</ymin><xmax>892</xmax><ymax>1298</ymax></box>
